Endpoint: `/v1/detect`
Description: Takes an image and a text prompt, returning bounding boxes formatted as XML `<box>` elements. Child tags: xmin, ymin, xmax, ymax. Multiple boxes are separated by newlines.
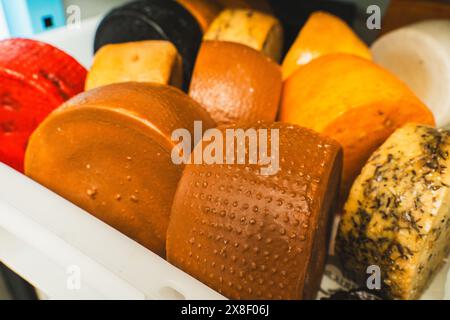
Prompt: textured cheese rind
<box><xmin>86</xmin><ymin>41</ymin><xmax>183</xmax><ymax>90</ymax></box>
<box><xmin>204</xmin><ymin>9</ymin><xmax>283</xmax><ymax>62</ymax></box>
<box><xmin>337</xmin><ymin>124</ymin><xmax>450</xmax><ymax>299</ymax></box>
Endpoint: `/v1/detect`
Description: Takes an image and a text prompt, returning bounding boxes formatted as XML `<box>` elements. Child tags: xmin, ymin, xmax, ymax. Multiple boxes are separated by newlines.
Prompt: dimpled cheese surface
<box><xmin>85</xmin><ymin>40</ymin><xmax>183</xmax><ymax>90</ymax></box>
<box><xmin>167</xmin><ymin>122</ymin><xmax>342</xmax><ymax>299</ymax></box>
<box><xmin>337</xmin><ymin>124</ymin><xmax>450</xmax><ymax>299</ymax></box>
<box><xmin>189</xmin><ymin>41</ymin><xmax>282</xmax><ymax>125</ymax></box>
<box><xmin>25</xmin><ymin>82</ymin><xmax>215</xmax><ymax>257</ymax></box>
<box><xmin>203</xmin><ymin>9</ymin><xmax>283</xmax><ymax>62</ymax></box>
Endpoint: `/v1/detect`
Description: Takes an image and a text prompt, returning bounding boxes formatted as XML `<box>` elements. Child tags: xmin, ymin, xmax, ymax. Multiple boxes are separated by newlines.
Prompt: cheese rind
<box><xmin>167</xmin><ymin>122</ymin><xmax>343</xmax><ymax>300</ymax></box>
<box><xmin>204</xmin><ymin>9</ymin><xmax>283</xmax><ymax>62</ymax></box>
<box><xmin>86</xmin><ymin>40</ymin><xmax>183</xmax><ymax>90</ymax></box>
<box><xmin>337</xmin><ymin>124</ymin><xmax>450</xmax><ymax>299</ymax></box>
<box><xmin>176</xmin><ymin>0</ymin><xmax>223</xmax><ymax>32</ymax></box>
<box><xmin>25</xmin><ymin>82</ymin><xmax>215</xmax><ymax>257</ymax></box>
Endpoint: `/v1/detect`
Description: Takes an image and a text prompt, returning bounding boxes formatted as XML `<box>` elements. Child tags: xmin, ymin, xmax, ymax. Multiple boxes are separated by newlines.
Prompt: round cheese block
<box><xmin>371</xmin><ymin>20</ymin><xmax>450</xmax><ymax>127</ymax></box>
<box><xmin>94</xmin><ymin>0</ymin><xmax>203</xmax><ymax>89</ymax></box>
<box><xmin>189</xmin><ymin>41</ymin><xmax>282</xmax><ymax>125</ymax></box>
<box><xmin>282</xmin><ymin>11</ymin><xmax>372</xmax><ymax>80</ymax></box>
<box><xmin>203</xmin><ymin>9</ymin><xmax>283</xmax><ymax>62</ymax></box>
<box><xmin>25</xmin><ymin>82</ymin><xmax>215</xmax><ymax>257</ymax></box>
<box><xmin>176</xmin><ymin>0</ymin><xmax>223</xmax><ymax>32</ymax></box>
<box><xmin>86</xmin><ymin>40</ymin><xmax>183</xmax><ymax>90</ymax></box>
<box><xmin>0</xmin><ymin>38</ymin><xmax>86</xmax><ymax>172</ymax></box>
<box><xmin>280</xmin><ymin>53</ymin><xmax>435</xmax><ymax>203</ymax></box>
<box><xmin>337</xmin><ymin>124</ymin><xmax>450</xmax><ymax>299</ymax></box>
<box><xmin>167</xmin><ymin>122</ymin><xmax>343</xmax><ymax>299</ymax></box>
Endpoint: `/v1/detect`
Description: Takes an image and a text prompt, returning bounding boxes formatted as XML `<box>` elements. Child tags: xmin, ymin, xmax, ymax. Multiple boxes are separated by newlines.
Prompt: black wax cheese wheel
<box><xmin>94</xmin><ymin>0</ymin><xmax>202</xmax><ymax>89</ymax></box>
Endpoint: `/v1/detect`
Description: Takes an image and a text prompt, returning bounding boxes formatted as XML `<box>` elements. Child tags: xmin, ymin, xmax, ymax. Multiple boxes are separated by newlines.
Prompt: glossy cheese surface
<box><xmin>204</xmin><ymin>9</ymin><xmax>283</xmax><ymax>62</ymax></box>
<box><xmin>167</xmin><ymin>122</ymin><xmax>342</xmax><ymax>299</ymax></box>
<box><xmin>25</xmin><ymin>83</ymin><xmax>215</xmax><ymax>257</ymax></box>
<box><xmin>282</xmin><ymin>11</ymin><xmax>371</xmax><ymax>80</ymax></box>
<box><xmin>337</xmin><ymin>124</ymin><xmax>450</xmax><ymax>299</ymax></box>
<box><xmin>0</xmin><ymin>38</ymin><xmax>86</xmax><ymax>172</ymax></box>
<box><xmin>281</xmin><ymin>53</ymin><xmax>435</xmax><ymax>202</ymax></box>
<box><xmin>189</xmin><ymin>41</ymin><xmax>282</xmax><ymax>125</ymax></box>
<box><xmin>86</xmin><ymin>40</ymin><xmax>183</xmax><ymax>90</ymax></box>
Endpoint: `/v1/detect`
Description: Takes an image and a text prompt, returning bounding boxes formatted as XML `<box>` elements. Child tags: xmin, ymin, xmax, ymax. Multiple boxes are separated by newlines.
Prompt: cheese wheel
<box><xmin>167</xmin><ymin>122</ymin><xmax>342</xmax><ymax>299</ymax></box>
<box><xmin>86</xmin><ymin>40</ymin><xmax>183</xmax><ymax>90</ymax></box>
<box><xmin>337</xmin><ymin>124</ymin><xmax>450</xmax><ymax>299</ymax></box>
<box><xmin>25</xmin><ymin>83</ymin><xmax>215</xmax><ymax>257</ymax></box>
<box><xmin>0</xmin><ymin>38</ymin><xmax>86</xmax><ymax>172</ymax></box>
<box><xmin>204</xmin><ymin>9</ymin><xmax>283</xmax><ymax>62</ymax></box>
<box><xmin>176</xmin><ymin>0</ymin><xmax>223</xmax><ymax>32</ymax></box>
<box><xmin>371</xmin><ymin>20</ymin><xmax>450</xmax><ymax>127</ymax></box>
<box><xmin>282</xmin><ymin>11</ymin><xmax>372</xmax><ymax>80</ymax></box>
<box><xmin>217</xmin><ymin>0</ymin><xmax>273</xmax><ymax>13</ymax></box>
<box><xmin>280</xmin><ymin>53</ymin><xmax>435</xmax><ymax>202</ymax></box>
<box><xmin>189</xmin><ymin>41</ymin><xmax>282</xmax><ymax>125</ymax></box>
<box><xmin>94</xmin><ymin>0</ymin><xmax>202</xmax><ymax>89</ymax></box>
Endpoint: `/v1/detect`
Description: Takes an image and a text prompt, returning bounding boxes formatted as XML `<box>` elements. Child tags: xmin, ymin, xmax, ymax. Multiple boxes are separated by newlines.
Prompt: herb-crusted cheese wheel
<box><xmin>86</xmin><ymin>40</ymin><xmax>183</xmax><ymax>90</ymax></box>
<box><xmin>0</xmin><ymin>38</ymin><xmax>86</xmax><ymax>172</ymax></box>
<box><xmin>282</xmin><ymin>11</ymin><xmax>371</xmax><ymax>80</ymax></box>
<box><xmin>204</xmin><ymin>9</ymin><xmax>283</xmax><ymax>62</ymax></box>
<box><xmin>176</xmin><ymin>0</ymin><xmax>223</xmax><ymax>32</ymax></box>
<box><xmin>167</xmin><ymin>122</ymin><xmax>343</xmax><ymax>300</ymax></box>
<box><xmin>189</xmin><ymin>41</ymin><xmax>282</xmax><ymax>125</ymax></box>
<box><xmin>25</xmin><ymin>83</ymin><xmax>215</xmax><ymax>257</ymax></box>
<box><xmin>280</xmin><ymin>53</ymin><xmax>435</xmax><ymax>202</ymax></box>
<box><xmin>94</xmin><ymin>0</ymin><xmax>202</xmax><ymax>89</ymax></box>
<box><xmin>337</xmin><ymin>124</ymin><xmax>450</xmax><ymax>299</ymax></box>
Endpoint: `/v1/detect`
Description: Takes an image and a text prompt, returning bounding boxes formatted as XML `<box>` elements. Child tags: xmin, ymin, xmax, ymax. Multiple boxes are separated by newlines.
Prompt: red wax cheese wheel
<box><xmin>167</xmin><ymin>122</ymin><xmax>342</xmax><ymax>299</ymax></box>
<box><xmin>0</xmin><ymin>38</ymin><xmax>86</xmax><ymax>172</ymax></box>
<box><xmin>189</xmin><ymin>41</ymin><xmax>282</xmax><ymax>125</ymax></box>
<box><xmin>25</xmin><ymin>83</ymin><xmax>215</xmax><ymax>257</ymax></box>
<box><xmin>280</xmin><ymin>54</ymin><xmax>435</xmax><ymax>202</ymax></box>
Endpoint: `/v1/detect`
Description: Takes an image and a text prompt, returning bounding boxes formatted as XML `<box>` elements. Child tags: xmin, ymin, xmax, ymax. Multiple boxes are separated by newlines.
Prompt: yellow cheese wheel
<box><xmin>176</xmin><ymin>0</ymin><xmax>223</xmax><ymax>32</ymax></box>
<box><xmin>280</xmin><ymin>53</ymin><xmax>435</xmax><ymax>203</ymax></box>
<box><xmin>189</xmin><ymin>41</ymin><xmax>282</xmax><ymax>125</ymax></box>
<box><xmin>282</xmin><ymin>11</ymin><xmax>372</xmax><ymax>80</ymax></box>
<box><xmin>204</xmin><ymin>9</ymin><xmax>283</xmax><ymax>62</ymax></box>
<box><xmin>85</xmin><ymin>40</ymin><xmax>183</xmax><ymax>90</ymax></box>
<box><xmin>25</xmin><ymin>83</ymin><xmax>215</xmax><ymax>257</ymax></box>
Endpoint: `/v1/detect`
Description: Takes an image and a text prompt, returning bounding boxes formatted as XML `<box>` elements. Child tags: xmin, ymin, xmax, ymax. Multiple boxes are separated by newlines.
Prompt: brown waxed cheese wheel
<box><xmin>176</xmin><ymin>0</ymin><xmax>223</xmax><ymax>32</ymax></box>
<box><xmin>25</xmin><ymin>82</ymin><xmax>215</xmax><ymax>257</ymax></box>
<box><xmin>189</xmin><ymin>41</ymin><xmax>282</xmax><ymax>125</ymax></box>
<box><xmin>280</xmin><ymin>54</ymin><xmax>435</xmax><ymax>203</ymax></box>
<box><xmin>203</xmin><ymin>9</ymin><xmax>283</xmax><ymax>62</ymax></box>
<box><xmin>167</xmin><ymin>122</ymin><xmax>343</xmax><ymax>299</ymax></box>
<box><xmin>85</xmin><ymin>40</ymin><xmax>183</xmax><ymax>90</ymax></box>
<box><xmin>337</xmin><ymin>124</ymin><xmax>450</xmax><ymax>299</ymax></box>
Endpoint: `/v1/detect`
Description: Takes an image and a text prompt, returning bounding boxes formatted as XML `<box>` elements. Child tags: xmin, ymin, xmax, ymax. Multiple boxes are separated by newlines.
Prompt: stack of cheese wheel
<box><xmin>0</xmin><ymin>38</ymin><xmax>86</xmax><ymax>172</ymax></box>
<box><xmin>167</xmin><ymin>122</ymin><xmax>342</xmax><ymax>299</ymax></box>
<box><xmin>281</xmin><ymin>11</ymin><xmax>372</xmax><ymax>80</ymax></box>
<box><xmin>337</xmin><ymin>124</ymin><xmax>450</xmax><ymax>299</ymax></box>
<box><xmin>176</xmin><ymin>0</ymin><xmax>223</xmax><ymax>32</ymax></box>
<box><xmin>85</xmin><ymin>40</ymin><xmax>183</xmax><ymax>90</ymax></box>
<box><xmin>371</xmin><ymin>20</ymin><xmax>450</xmax><ymax>127</ymax></box>
<box><xmin>94</xmin><ymin>0</ymin><xmax>203</xmax><ymax>89</ymax></box>
<box><xmin>280</xmin><ymin>53</ymin><xmax>435</xmax><ymax>202</ymax></box>
<box><xmin>25</xmin><ymin>83</ymin><xmax>215</xmax><ymax>257</ymax></box>
<box><xmin>204</xmin><ymin>8</ymin><xmax>284</xmax><ymax>62</ymax></box>
<box><xmin>189</xmin><ymin>41</ymin><xmax>282</xmax><ymax>125</ymax></box>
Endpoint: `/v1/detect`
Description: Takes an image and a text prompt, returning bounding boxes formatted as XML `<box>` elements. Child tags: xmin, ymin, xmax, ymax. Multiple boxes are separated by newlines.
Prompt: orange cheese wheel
<box><xmin>280</xmin><ymin>54</ymin><xmax>435</xmax><ymax>201</ymax></box>
<box><xmin>167</xmin><ymin>122</ymin><xmax>342</xmax><ymax>299</ymax></box>
<box><xmin>25</xmin><ymin>83</ymin><xmax>215</xmax><ymax>256</ymax></box>
<box><xmin>203</xmin><ymin>9</ymin><xmax>283</xmax><ymax>62</ymax></box>
<box><xmin>282</xmin><ymin>11</ymin><xmax>372</xmax><ymax>80</ymax></box>
<box><xmin>189</xmin><ymin>41</ymin><xmax>282</xmax><ymax>125</ymax></box>
<box><xmin>85</xmin><ymin>40</ymin><xmax>183</xmax><ymax>90</ymax></box>
<box><xmin>176</xmin><ymin>0</ymin><xmax>223</xmax><ymax>32</ymax></box>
